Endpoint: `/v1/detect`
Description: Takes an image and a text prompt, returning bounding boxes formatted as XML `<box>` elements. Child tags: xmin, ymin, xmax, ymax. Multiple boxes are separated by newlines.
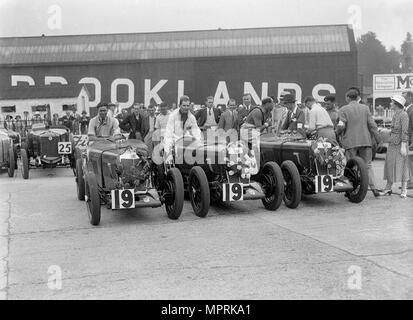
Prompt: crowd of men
<box><xmin>87</xmin><ymin>87</ymin><xmax>413</xmax><ymax>198</ymax></box>
<box><xmin>2</xmin><ymin>87</ymin><xmax>412</xmax><ymax>197</ymax></box>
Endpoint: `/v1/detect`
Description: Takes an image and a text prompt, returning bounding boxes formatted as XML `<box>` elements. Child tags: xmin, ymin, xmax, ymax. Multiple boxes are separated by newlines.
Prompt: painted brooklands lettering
<box><xmin>10</xmin><ymin>75</ymin><xmax>336</xmax><ymax>108</ymax></box>
<box><xmin>396</xmin><ymin>75</ymin><xmax>413</xmax><ymax>89</ymax></box>
<box><xmin>160</xmin><ymin>304</ymin><xmax>250</xmax><ymax>317</ymax></box>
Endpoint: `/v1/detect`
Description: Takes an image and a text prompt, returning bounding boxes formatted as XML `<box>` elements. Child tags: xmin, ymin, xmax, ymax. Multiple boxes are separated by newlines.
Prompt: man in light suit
<box><xmin>218</xmin><ymin>98</ymin><xmax>238</xmax><ymax>131</ymax></box>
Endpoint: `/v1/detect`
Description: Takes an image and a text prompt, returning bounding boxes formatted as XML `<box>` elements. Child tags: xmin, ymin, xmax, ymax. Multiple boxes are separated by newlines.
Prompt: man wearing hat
<box><xmin>31</xmin><ymin>111</ymin><xmax>43</xmax><ymax>124</ymax></box>
<box><xmin>88</xmin><ymin>102</ymin><xmax>120</xmax><ymax>139</ymax></box>
<box><xmin>281</xmin><ymin>94</ymin><xmax>306</xmax><ymax>134</ymax></box>
<box><xmin>402</xmin><ymin>91</ymin><xmax>413</xmax><ymax>189</ymax></box>
<box><xmin>337</xmin><ymin>89</ymin><xmax>382</xmax><ymax>197</ymax></box>
<box><xmin>324</xmin><ymin>95</ymin><xmax>339</xmax><ymax>129</ymax></box>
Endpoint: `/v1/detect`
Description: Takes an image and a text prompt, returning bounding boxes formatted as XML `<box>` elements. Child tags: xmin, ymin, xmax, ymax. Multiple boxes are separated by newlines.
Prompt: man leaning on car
<box><xmin>88</xmin><ymin>102</ymin><xmax>121</xmax><ymax>139</ymax></box>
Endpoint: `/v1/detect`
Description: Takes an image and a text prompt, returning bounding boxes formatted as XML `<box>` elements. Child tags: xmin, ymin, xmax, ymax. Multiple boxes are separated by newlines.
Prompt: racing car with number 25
<box><xmin>20</xmin><ymin>123</ymin><xmax>73</xmax><ymax>179</ymax></box>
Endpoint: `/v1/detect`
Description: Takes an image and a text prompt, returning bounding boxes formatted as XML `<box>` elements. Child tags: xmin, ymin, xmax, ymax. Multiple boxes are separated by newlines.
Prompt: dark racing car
<box><xmin>259</xmin><ymin>132</ymin><xmax>369</xmax><ymax>208</ymax></box>
<box><xmin>167</xmin><ymin>135</ymin><xmax>284</xmax><ymax>217</ymax></box>
<box><xmin>75</xmin><ymin>137</ymin><xmax>184</xmax><ymax>226</ymax></box>
<box><xmin>20</xmin><ymin>123</ymin><xmax>73</xmax><ymax>179</ymax></box>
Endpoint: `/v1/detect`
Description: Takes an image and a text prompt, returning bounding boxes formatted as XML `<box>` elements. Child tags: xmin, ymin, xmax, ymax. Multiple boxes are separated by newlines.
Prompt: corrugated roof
<box><xmin>0</xmin><ymin>84</ymin><xmax>89</xmax><ymax>100</ymax></box>
<box><xmin>0</xmin><ymin>25</ymin><xmax>355</xmax><ymax>65</ymax></box>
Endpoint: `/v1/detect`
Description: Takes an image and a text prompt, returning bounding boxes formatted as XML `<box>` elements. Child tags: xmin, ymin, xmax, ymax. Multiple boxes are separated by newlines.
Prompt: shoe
<box><xmin>372</xmin><ymin>189</ymin><xmax>385</xmax><ymax>197</ymax></box>
<box><xmin>381</xmin><ymin>189</ymin><xmax>392</xmax><ymax>196</ymax></box>
<box><xmin>400</xmin><ymin>191</ymin><xmax>407</xmax><ymax>198</ymax></box>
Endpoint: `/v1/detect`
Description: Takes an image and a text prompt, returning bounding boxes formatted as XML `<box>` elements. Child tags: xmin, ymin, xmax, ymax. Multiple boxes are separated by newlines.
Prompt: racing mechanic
<box><xmin>240</xmin><ymin>97</ymin><xmax>274</xmax><ymax>151</ymax></box>
<box><xmin>88</xmin><ymin>102</ymin><xmax>121</xmax><ymax>140</ymax></box>
<box><xmin>241</xmin><ymin>97</ymin><xmax>274</xmax><ymax>132</ymax></box>
<box><xmin>304</xmin><ymin>96</ymin><xmax>337</xmax><ymax>142</ymax></box>
<box><xmin>163</xmin><ymin>95</ymin><xmax>202</xmax><ymax>163</ymax></box>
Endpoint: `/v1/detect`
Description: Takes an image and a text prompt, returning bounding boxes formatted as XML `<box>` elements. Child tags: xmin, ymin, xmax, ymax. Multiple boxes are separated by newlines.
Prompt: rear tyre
<box><xmin>20</xmin><ymin>149</ymin><xmax>29</xmax><ymax>179</ymax></box>
<box><xmin>76</xmin><ymin>158</ymin><xmax>85</xmax><ymax>201</ymax></box>
<box><xmin>164</xmin><ymin>168</ymin><xmax>184</xmax><ymax>220</ymax></box>
<box><xmin>344</xmin><ymin>156</ymin><xmax>368</xmax><ymax>203</ymax></box>
<box><xmin>85</xmin><ymin>173</ymin><xmax>101</xmax><ymax>226</ymax></box>
<box><xmin>7</xmin><ymin>146</ymin><xmax>15</xmax><ymax>178</ymax></box>
<box><xmin>188</xmin><ymin>166</ymin><xmax>210</xmax><ymax>217</ymax></box>
<box><xmin>281</xmin><ymin>160</ymin><xmax>301</xmax><ymax>209</ymax></box>
<box><xmin>260</xmin><ymin>161</ymin><xmax>284</xmax><ymax>211</ymax></box>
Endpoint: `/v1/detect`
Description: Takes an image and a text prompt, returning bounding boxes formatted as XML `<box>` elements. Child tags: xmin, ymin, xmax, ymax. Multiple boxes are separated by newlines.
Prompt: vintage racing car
<box><xmin>168</xmin><ymin>134</ymin><xmax>284</xmax><ymax>217</ymax></box>
<box><xmin>0</xmin><ymin>128</ymin><xmax>19</xmax><ymax>177</ymax></box>
<box><xmin>20</xmin><ymin>123</ymin><xmax>73</xmax><ymax>179</ymax></box>
<box><xmin>260</xmin><ymin>132</ymin><xmax>369</xmax><ymax>208</ymax></box>
<box><xmin>75</xmin><ymin>137</ymin><xmax>184</xmax><ymax>226</ymax></box>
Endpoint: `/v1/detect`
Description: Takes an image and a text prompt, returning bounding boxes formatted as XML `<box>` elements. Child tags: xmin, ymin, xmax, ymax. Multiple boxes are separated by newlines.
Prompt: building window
<box><xmin>1</xmin><ymin>106</ymin><xmax>16</xmax><ymax>113</ymax></box>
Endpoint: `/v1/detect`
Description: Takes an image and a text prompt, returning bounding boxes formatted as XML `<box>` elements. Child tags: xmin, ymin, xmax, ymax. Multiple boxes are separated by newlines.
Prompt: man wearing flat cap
<box><xmin>281</xmin><ymin>94</ymin><xmax>306</xmax><ymax>134</ymax></box>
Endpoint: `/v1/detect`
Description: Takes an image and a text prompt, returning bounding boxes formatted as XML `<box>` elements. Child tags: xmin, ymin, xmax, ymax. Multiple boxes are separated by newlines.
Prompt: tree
<box><xmin>387</xmin><ymin>46</ymin><xmax>402</xmax><ymax>73</ymax></box>
<box><xmin>357</xmin><ymin>32</ymin><xmax>403</xmax><ymax>86</ymax></box>
<box><xmin>357</xmin><ymin>32</ymin><xmax>389</xmax><ymax>84</ymax></box>
<box><xmin>401</xmin><ymin>32</ymin><xmax>413</xmax><ymax>72</ymax></box>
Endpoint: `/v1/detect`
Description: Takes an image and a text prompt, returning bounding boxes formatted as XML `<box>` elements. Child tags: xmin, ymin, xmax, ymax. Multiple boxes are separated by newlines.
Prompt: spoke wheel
<box><xmin>85</xmin><ymin>173</ymin><xmax>101</xmax><ymax>226</ymax></box>
<box><xmin>188</xmin><ymin>166</ymin><xmax>210</xmax><ymax>218</ymax></box>
<box><xmin>20</xmin><ymin>149</ymin><xmax>29</xmax><ymax>179</ymax></box>
<box><xmin>344</xmin><ymin>156</ymin><xmax>368</xmax><ymax>203</ymax></box>
<box><xmin>76</xmin><ymin>158</ymin><xmax>85</xmax><ymax>201</ymax></box>
<box><xmin>7</xmin><ymin>146</ymin><xmax>15</xmax><ymax>178</ymax></box>
<box><xmin>261</xmin><ymin>161</ymin><xmax>284</xmax><ymax>211</ymax></box>
<box><xmin>281</xmin><ymin>160</ymin><xmax>301</xmax><ymax>209</ymax></box>
<box><xmin>164</xmin><ymin>168</ymin><xmax>184</xmax><ymax>220</ymax></box>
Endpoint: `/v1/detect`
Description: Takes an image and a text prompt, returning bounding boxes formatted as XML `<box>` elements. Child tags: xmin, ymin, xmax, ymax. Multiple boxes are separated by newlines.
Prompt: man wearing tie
<box><xmin>237</xmin><ymin>93</ymin><xmax>254</xmax><ymax>126</ymax></box>
<box><xmin>195</xmin><ymin>96</ymin><xmax>221</xmax><ymax>129</ymax></box>
<box><xmin>144</xmin><ymin>104</ymin><xmax>157</xmax><ymax>157</ymax></box>
<box><xmin>281</xmin><ymin>94</ymin><xmax>306</xmax><ymax>136</ymax></box>
<box><xmin>218</xmin><ymin>98</ymin><xmax>238</xmax><ymax>131</ymax></box>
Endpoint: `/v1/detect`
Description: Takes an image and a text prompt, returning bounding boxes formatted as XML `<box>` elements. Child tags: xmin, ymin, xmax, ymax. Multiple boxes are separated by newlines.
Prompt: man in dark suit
<box><xmin>281</xmin><ymin>94</ymin><xmax>305</xmax><ymax>133</ymax></box>
<box><xmin>237</xmin><ymin>93</ymin><xmax>254</xmax><ymax>126</ymax></box>
<box><xmin>218</xmin><ymin>98</ymin><xmax>238</xmax><ymax>131</ymax></box>
<box><xmin>119</xmin><ymin>103</ymin><xmax>149</xmax><ymax>141</ymax></box>
<box><xmin>195</xmin><ymin>96</ymin><xmax>221</xmax><ymax>129</ymax></box>
<box><xmin>403</xmin><ymin>91</ymin><xmax>413</xmax><ymax>189</ymax></box>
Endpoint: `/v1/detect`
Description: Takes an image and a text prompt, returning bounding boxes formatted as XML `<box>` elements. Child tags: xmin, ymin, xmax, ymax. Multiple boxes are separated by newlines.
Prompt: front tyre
<box><xmin>85</xmin><ymin>173</ymin><xmax>101</xmax><ymax>226</ymax></box>
<box><xmin>344</xmin><ymin>156</ymin><xmax>368</xmax><ymax>203</ymax></box>
<box><xmin>260</xmin><ymin>161</ymin><xmax>284</xmax><ymax>211</ymax></box>
<box><xmin>8</xmin><ymin>146</ymin><xmax>15</xmax><ymax>178</ymax></box>
<box><xmin>20</xmin><ymin>149</ymin><xmax>29</xmax><ymax>179</ymax></box>
<box><xmin>76</xmin><ymin>158</ymin><xmax>85</xmax><ymax>201</ymax></box>
<box><xmin>164</xmin><ymin>168</ymin><xmax>184</xmax><ymax>220</ymax></box>
<box><xmin>281</xmin><ymin>160</ymin><xmax>301</xmax><ymax>209</ymax></box>
<box><xmin>188</xmin><ymin>166</ymin><xmax>210</xmax><ymax>218</ymax></box>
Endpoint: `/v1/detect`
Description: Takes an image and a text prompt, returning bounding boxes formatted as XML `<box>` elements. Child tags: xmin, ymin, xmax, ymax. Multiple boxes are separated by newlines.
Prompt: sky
<box><xmin>0</xmin><ymin>0</ymin><xmax>412</xmax><ymax>50</ymax></box>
